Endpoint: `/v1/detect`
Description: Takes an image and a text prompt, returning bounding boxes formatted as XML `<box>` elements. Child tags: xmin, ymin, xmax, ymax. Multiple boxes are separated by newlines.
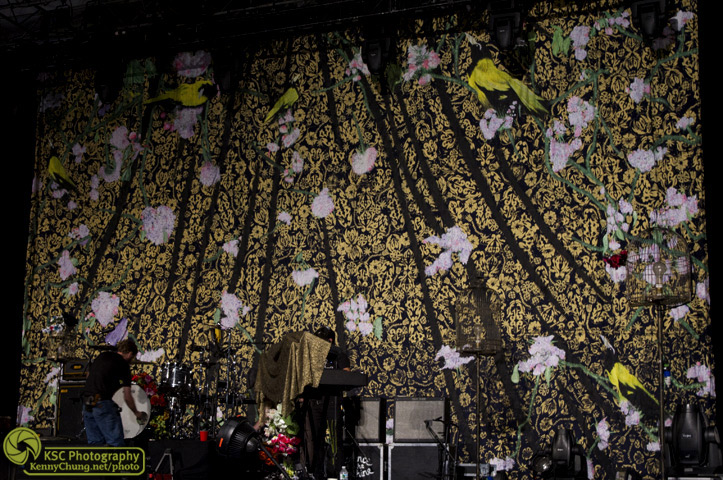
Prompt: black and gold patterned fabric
<box><xmin>18</xmin><ymin>1</ymin><xmax>712</xmax><ymax>478</ymax></box>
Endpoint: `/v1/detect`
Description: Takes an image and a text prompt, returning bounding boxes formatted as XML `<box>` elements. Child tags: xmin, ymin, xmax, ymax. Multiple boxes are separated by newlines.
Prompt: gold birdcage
<box><xmin>455</xmin><ymin>279</ymin><xmax>503</xmax><ymax>356</ymax></box>
<box><xmin>625</xmin><ymin>227</ymin><xmax>693</xmax><ymax>308</ymax></box>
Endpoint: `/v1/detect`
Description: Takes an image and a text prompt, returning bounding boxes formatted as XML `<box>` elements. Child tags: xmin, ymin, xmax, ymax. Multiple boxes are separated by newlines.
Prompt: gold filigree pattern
<box><xmin>19</xmin><ymin>2</ymin><xmax>710</xmax><ymax>478</ymax></box>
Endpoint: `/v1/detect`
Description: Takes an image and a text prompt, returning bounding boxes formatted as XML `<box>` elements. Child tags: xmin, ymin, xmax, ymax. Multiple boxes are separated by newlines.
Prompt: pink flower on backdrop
<box><xmin>347</xmin><ymin>52</ymin><xmax>370</xmax><ymax>80</ymax></box>
<box><xmin>219</xmin><ymin>291</ymin><xmax>251</xmax><ymax>330</ymax></box>
<box><xmin>338</xmin><ymin>294</ymin><xmax>373</xmax><ymax>335</ymax></box>
<box><xmin>72</xmin><ymin>143</ymin><xmax>86</xmax><ymax>163</ymax></box>
<box><xmin>200</xmin><ymin>161</ymin><xmax>221</xmax><ymax>187</ymax></box>
<box><xmin>278</xmin><ymin>211</ymin><xmax>292</xmax><ymax>226</ymax></box>
<box><xmin>676</xmin><ymin>116</ymin><xmax>695</xmax><ymax>130</ymax></box>
<box><xmin>282</xmin><ymin>128</ymin><xmax>300</xmax><ymax>148</ymax></box>
<box><xmin>517</xmin><ymin>335</ymin><xmax>566</xmax><ymax>376</ymax></box>
<box><xmin>99</xmin><ymin>155</ymin><xmax>123</xmax><ymax>183</ymax></box>
<box><xmin>351</xmin><ymin>146</ymin><xmax>377</xmax><ymax>175</ymax></box>
<box><xmin>32</xmin><ymin>176</ymin><xmax>43</xmax><ymax>194</ymax></box>
<box><xmin>292</xmin><ymin>267</ymin><xmax>319</xmax><ymax>287</ymax></box>
<box><xmin>311</xmin><ymin>188</ymin><xmax>334</xmax><ymax>218</ymax></box>
<box><xmin>570</xmin><ymin>25</ymin><xmax>590</xmax><ymax>60</ymax></box>
<box><xmin>91</xmin><ymin>291</ymin><xmax>120</xmax><ymax>327</ymax></box>
<box><xmin>51</xmin><ymin>187</ymin><xmax>67</xmax><ymax>199</ymax></box>
<box><xmin>223</xmin><ymin>239</ymin><xmax>239</xmax><ymax>257</ymax></box>
<box><xmin>605</xmin><ymin>264</ymin><xmax>627</xmax><ymax>283</ymax></box>
<box><xmin>480</xmin><ymin>107</ymin><xmax>515</xmax><ymax>140</ymax></box>
<box><xmin>58</xmin><ymin>250</ymin><xmax>76</xmax><ymax>280</ymax></box>
<box><xmin>627</xmin><ymin>146</ymin><xmax>666</xmax><ymax>172</ymax></box>
<box><xmin>17</xmin><ymin>405</ymin><xmax>34</xmax><ymax>426</ymax></box>
<box><xmin>435</xmin><ymin>345</ymin><xmax>474</xmax><ymax>370</ymax></box>
<box><xmin>279</xmin><ymin>110</ymin><xmax>294</xmax><ymax>125</ymax></box>
<box><xmin>137</xmin><ymin>348</ymin><xmax>165</xmax><ymax>363</ymax></box>
<box><xmin>697</xmin><ymin>278</ymin><xmax>709</xmax><ymax>304</ymax></box>
<box><xmin>489</xmin><ymin>457</ymin><xmax>515</xmax><ymax>472</ymax></box>
<box><xmin>626</xmin><ymin>78</ymin><xmax>650</xmax><ymax>104</ymax></box>
<box><xmin>174</xmin><ymin>106</ymin><xmax>203</xmax><ymax>139</ymax></box>
<box><xmin>142</xmin><ymin>205</ymin><xmax>176</xmax><ymax>245</ymax></box>
<box><xmin>283</xmin><ymin>169</ymin><xmax>295</xmax><ymax>183</ymax></box>
<box><xmin>596</xmin><ymin>418</ymin><xmax>610</xmax><ymax>449</ymax></box>
<box><xmin>567</xmin><ymin>96</ymin><xmax>596</xmax><ymax>135</ymax></box>
<box><xmin>403</xmin><ymin>44</ymin><xmax>440</xmax><ymax>83</ymax></box>
<box><xmin>69</xmin><ymin>224</ymin><xmax>90</xmax><ymax>245</ymax></box>
<box><xmin>173</xmin><ymin>50</ymin><xmax>212</xmax><ymax>77</ymax></box>
<box><xmin>620</xmin><ymin>401</ymin><xmax>641</xmax><ymax>426</ymax></box>
<box><xmin>548</xmin><ymin>136</ymin><xmax>582</xmax><ymax>172</ymax></box>
<box><xmin>423</xmin><ymin>226</ymin><xmax>473</xmax><ymax>276</ymax></box>
<box><xmin>291</xmin><ymin>151</ymin><xmax>304</xmax><ymax>174</ymax></box>
<box><xmin>671</xmin><ymin>11</ymin><xmax>694</xmax><ymax>31</ymax></box>
<box><xmin>687</xmin><ymin>362</ymin><xmax>716</xmax><ymax>397</ymax></box>
<box><xmin>110</xmin><ymin>126</ymin><xmax>132</xmax><ymax>150</ymax></box>
<box><xmin>669</xmin><ymin>305</ymin><xmax>689</xmax><ymax>323</ymax></box>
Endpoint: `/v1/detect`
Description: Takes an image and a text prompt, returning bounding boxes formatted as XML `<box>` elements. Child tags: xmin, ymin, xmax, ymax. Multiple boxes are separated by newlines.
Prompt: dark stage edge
<box><xmin>4</xmin><ymin>437</ymin><xmax>246</xmax><ymax>480</ymax></box>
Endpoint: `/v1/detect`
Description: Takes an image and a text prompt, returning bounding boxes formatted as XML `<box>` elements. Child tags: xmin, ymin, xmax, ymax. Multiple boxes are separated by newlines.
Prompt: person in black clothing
<box><xmin>314</xmin><ymin>326</ymin><xmax>350</xmax><ymax>371</ymax></box>
<box><xmin>299</xmin><ymin>326</ymin><xmax>351</xmax><ymax>477</ymax></box>
<box><xmin>83</xmin><ymin>339</ymin><xmax>146</xmax><ymax>446</ymax></box>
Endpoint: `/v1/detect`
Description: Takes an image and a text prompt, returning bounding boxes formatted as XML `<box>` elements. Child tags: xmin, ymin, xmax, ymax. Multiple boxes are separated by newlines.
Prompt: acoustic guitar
<box><xmin>111</xmin><ymin>384</ymin><xmax>151</xmax><ymax>438</ymax></box>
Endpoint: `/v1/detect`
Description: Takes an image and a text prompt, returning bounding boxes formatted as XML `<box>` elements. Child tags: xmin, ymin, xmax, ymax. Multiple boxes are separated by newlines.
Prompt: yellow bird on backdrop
<box><xmin>144</xmin><ymin>79</ymin><xmax>217</xmax><ymax>108</ymax></box>
<box><xmin>48</xmin><ymin>155</ymin><xmax>77</xmax><ymax>192</ymax></box>
<box><xmin>601</xmin><ymin>335</ymin><xmax>658</xmax><ymax>420</ymax></box>
<box><xmin>264</xmin><ymin>87</ymin><xmax>299</xmax><ymax>124</ymax></box>
<box><xmin>467</xmin><ymin>57</ymin><xmax>548</xmax><ymax>117</ymax></box>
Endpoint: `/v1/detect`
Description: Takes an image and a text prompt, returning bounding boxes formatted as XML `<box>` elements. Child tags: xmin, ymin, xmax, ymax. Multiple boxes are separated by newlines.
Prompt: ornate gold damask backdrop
<box><xmin>19</xmin><ymin>1</ymin><xmax>712</xmax><ymax>478</ymax></box>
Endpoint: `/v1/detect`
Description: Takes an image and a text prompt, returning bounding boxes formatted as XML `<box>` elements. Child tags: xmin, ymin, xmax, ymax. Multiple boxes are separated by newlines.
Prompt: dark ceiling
<box><xmin>2</xmin><ymin>0</ymin><xmax>493</xmax><ymax>72</ymax></box>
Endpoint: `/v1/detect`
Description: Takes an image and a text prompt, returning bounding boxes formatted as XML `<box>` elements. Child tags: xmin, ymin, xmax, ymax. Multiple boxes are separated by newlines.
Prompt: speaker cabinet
<box><xmin>388</xmin><ymin>443</ymin><xmax>441</xmax><ymax>480</ymax></box>
<box><xmin>56</xmin><ymin>382</ymin><xmax>86</xmax><ymax>440</ymax></box>
<box><xmin>62</xmin><ymin>358</ymin><xmax>89</xmax><ymax>381</ymax></box>
<box><xmin>356</xmin><ymin>397</ymin><xmax>386</xmax><ymax>443</ymax></box>
<box><xmin>393</xmin><ymin>397</ymin><xmax>449</xmax><ymax>443</ymax></box>
<box><xmin>355</xmin><ymin>443</ymin><xmax>385</xmax><ymax>480</ymax></box>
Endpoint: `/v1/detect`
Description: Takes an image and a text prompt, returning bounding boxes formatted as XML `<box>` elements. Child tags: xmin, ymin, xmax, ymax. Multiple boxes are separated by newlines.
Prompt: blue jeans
<box><xmin>83</xmin><ymin>399</ymin><xmax>125</xmax><ymax>446</ymax></box>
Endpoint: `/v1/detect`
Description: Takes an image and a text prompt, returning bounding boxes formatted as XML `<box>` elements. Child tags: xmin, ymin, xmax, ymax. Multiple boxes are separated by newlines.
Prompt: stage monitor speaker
<box><xmin>393</xmin><ymin>397</ymin><xmax>449</xmax><ymax>443</ymax></box>
<box><xmin>388</xmin><ymin>443</ymin><xmax>440</xmax><ymax>480</ymax></box>
<box><xmin>56</xmin><ymin>382</ymin><xmax>86</xmax><ymax>440</ymax></box>
<box><xmin>356</xmin><ymin>397</ymin><xmax>387</xmax><ymax>443</ymax></box>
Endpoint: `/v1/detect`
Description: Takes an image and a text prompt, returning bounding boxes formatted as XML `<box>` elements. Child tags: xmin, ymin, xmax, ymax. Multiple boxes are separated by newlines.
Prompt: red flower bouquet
<box><xmin>132</xmin><ymin>372</ymin><xmax>167</xmax><ymax>407</ymax></box>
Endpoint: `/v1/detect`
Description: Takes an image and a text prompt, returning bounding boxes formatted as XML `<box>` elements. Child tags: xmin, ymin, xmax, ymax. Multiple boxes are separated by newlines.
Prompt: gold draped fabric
<box><xmin>254</xmin><ymin>331</ymin><xmax>331</xmax><ymax>415</ymax></box>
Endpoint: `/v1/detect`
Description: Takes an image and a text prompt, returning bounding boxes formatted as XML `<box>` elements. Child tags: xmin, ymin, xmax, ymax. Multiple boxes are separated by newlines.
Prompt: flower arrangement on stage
<box><xmin>149</xmin><ymin>410</ymin><xmax>171</xmax><ymax>438</ymax></box>
<box><xmin>260</xmin><ymin>404</ymin><xmax>301</xmax><ymax>477</ymax></box>
<box><xmin>132</xmin><ymin>372</ymin><xmax>169</xmax><ymax>438</ymax></box>
<box><xmin>132</xmin><ymin>372</ymin><xmax>167</xmax><ymax>407</ymax></box>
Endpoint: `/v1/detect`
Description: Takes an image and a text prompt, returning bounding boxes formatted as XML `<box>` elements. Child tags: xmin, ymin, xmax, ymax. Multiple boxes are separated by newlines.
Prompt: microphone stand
<box><xmin>426</xmin><ymin>420</ymin><xmax>457</xmax><ymax>480</ymax></box>
<box><xmin>344</xmin><ymin>425</ymin><xmax>372</xmax><ymax>479</ymax></box>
